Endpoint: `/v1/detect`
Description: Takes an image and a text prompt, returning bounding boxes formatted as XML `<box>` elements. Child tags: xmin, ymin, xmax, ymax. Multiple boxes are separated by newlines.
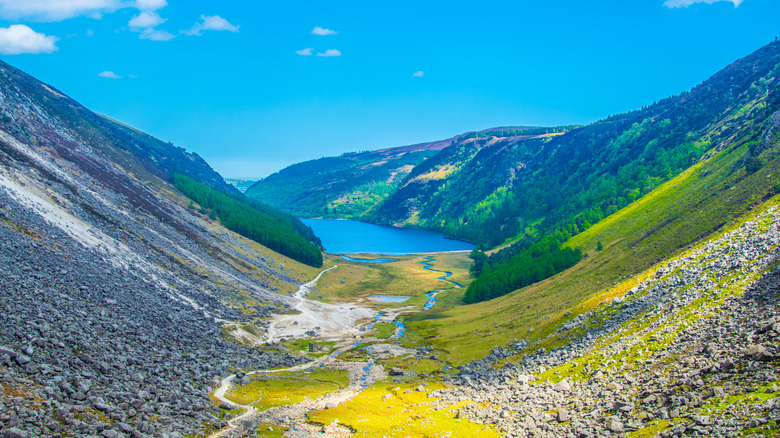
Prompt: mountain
<box><xmin>0</xmin><ymin>59</ymin><xmax>322</xmax><ymax>436</ymax></box>
<box><xmin>245</xmin><ymin>126</ymin><xmax>572</xmax><ymax>219</ymax></box>
<box><xmin>369</xmin><ymin>42</ymin><xmax>780</xmax><ymax>248</ymax></box>
<box><xmin>245</xmin><ymin>135</ymin><xmax>455</xmax><ymax>219</ymax></box>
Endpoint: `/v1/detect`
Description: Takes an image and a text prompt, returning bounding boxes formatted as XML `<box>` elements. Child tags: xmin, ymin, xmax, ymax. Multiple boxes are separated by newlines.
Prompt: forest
<box><xmin>172</xmin><ymin>173</ymin><xmax>323</xmax><ymax>267</ymax></box>
<box><xmin>464</xmin><ymin>235</ymin><xmax>582</xmax><ymax>303</ymax></box>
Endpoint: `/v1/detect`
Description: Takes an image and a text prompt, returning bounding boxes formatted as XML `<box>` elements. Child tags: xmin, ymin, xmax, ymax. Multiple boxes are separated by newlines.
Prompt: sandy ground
<box><xmin>264</xmin><ymin>266</ymin><xmax>376</xmax><ymax>342</ymax></box>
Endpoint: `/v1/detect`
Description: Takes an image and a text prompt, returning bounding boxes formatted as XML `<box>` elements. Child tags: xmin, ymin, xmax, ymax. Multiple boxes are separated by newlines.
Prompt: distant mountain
<box><xmin>245</xmin><ymin>126</ymin><xmax>571</xmax><ymax>219</ymax></box>
<box><xmin>225</xmin><ymin>178</ymin><xmax>258</xmax><ymax>193</ymax></box>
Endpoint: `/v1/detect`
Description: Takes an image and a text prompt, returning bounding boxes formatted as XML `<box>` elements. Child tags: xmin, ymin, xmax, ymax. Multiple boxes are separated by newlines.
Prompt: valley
<box><xmin>0</xmin><ymin>23</ymin><xmax>779</xmax><ymax>438</ymax></box>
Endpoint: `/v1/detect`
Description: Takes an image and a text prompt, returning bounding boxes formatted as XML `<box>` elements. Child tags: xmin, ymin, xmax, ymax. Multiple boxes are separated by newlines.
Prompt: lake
<box><xmin>301</xmin><ymin>219</ymin><xmax>474</xmax><ymax>255</ymax></box>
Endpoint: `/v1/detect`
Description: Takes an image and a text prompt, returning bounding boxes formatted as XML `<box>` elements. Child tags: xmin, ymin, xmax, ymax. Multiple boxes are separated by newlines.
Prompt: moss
<box><xmin>226</xmin><ymin>369</ymin><xmax>350</xmax><ymax>410</ymax></box>
<box><xmin>306</xmin><ymin>382</ymin><xmax>502</xmax><ymax>437</ymax></box>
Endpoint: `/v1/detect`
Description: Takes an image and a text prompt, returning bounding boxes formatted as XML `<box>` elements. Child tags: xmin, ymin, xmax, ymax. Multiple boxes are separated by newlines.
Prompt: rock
<box><xmin>605</xmin><ymin>382</ymin><xmax>622</xmax><ymax>391</ymax></box>
<box><xmin>219</xmin><ymin>401</ymin><xmax>237</xmax><ymax>410</ymax></box>
<box><xmin>745</xmin><ymin>344</ymin><xmax>774</xmax><ymax>361</ymax></box>
<box><xmin>557</xmin><ymin>408</ymin><xmax>569</xmax><ymax>422</ymax></box>
<box><xmin>613</xmin><ymin>401</ymin><xmax>634</xmax><ymax>412</ymax></box>
<box><xmin>324</xmin><ymin>402</ymin><xmax>338</xmax><ymax>409</ymax></box>
<box><xmin>0</xmin><ymin>345</ymin><xmax>18</xmax><ymax>359</ymax></box>
<box><xmin>382</xmin><ymin>394</ymin><xmax>392</xmax><ymax>401</ymax></box>
<box><xmin>554</xmin><ymin>380</ymin><xmax>571</xmax><ymax>392</ymax></box>
<box><xmin>308</xmin><ymin>342</ymin><xmax>324</xmax><ymax>352</ymax></box>
<box><xmin>389</xmin><ymin>367</ymin><xmax>404</xmax><ymax>376</ymax></box>
<box><xmin>4</xmin><ymin>428</ymin><xmax>29</xmax><ymax>438</ymax></box>
<box><xmin>416</xmin><ymin>385</ymin><xmax>426</xmax><ymax>392</ymax></box>
<box><xmin>94</xmin><ymin>402</ymin><xmax>114</xmax><ymax>412</ymax></box>
<box><xmin>605</xmin><ymin>417</ymin><xmax>624</xmax><ymax>433</ymax></box>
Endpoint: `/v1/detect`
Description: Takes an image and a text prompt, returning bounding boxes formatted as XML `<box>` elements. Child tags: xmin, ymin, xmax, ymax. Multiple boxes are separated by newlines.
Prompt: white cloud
<box><xmin>139</xmin><ymin>27</ymin><xmax>174</xmax><ymax>41</ymax></box>
<box><xmin>311</xmin><ymin>26</ymin><xmax>337</xmax><ymax>36</ymax></box>
<box><xmin>295</xmin><ymin>47</ymin><xmax>313</xmax><ymax>56</ymax></box>
<box><xmin>317</xmin><ymin>49</ymin><xmax>341</xmax><ymax>57</ymax></box>
<box><xmin>0</xmin><ymin>0</ymin><xmax>122</xmax><ymax>22</ymax></box>
<box><xmin>663</xmin><ymin>0</ymin><xmax>743</xmax><ymax>8</ymax></box>
<box><xmin>184</xmin><ymin>14</ymin><xmax>239</xmax><ymax>36</ymax></box>
<box><xmin>0</xmin><ymin>0</ymin><xmax>166</xmax><ymax>22</ymax></box>
<box><xmin>0</xmin><ymin>24</ymin><xmax>58</xmax><ymax>55</ymax></box>
<box><xmin>412</xmin><ymin>71</ymin><xmax>424</xmax><ymax>77</ymax></box>
<box><xmin>129</xmin><ymin>11</ymin><xmax>164</xmax><ymax>28</ymax></box>
<box><xmin>133</xmin><ymin>0</ymin><xmax>166</xmax><ymax>10</ymax></box>
<box><xmin>86</xmin><ymin>29</ymin><xmax>94</xmax><ymax>36</ymax></box>
<box><xmin>98</xmin><ymin>70</ymin><xmax>122</xmax><ymax>79</ymax></box>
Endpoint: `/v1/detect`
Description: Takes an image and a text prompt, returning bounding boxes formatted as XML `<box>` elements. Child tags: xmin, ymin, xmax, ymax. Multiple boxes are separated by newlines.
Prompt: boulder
<box><xmin>389</xmin><ymin>367</ymin><xmax>404</xmax><ymax>376</ymax></box>
<box><xmin>745</xmin><ymin>344</ymin><xmax>774</xmax><ymax>362</ymax></box>
<box><xmin>605</xmin><ymin>417</ymin><xmax>624</xmax><ymax>433</ymax></box>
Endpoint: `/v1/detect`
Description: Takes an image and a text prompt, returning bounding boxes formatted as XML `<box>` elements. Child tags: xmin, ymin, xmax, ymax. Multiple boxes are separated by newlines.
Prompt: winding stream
<box><xmin>210</xmin><ymin>255</ymin><xmax>461</xmax><ymax>437</ymax></box>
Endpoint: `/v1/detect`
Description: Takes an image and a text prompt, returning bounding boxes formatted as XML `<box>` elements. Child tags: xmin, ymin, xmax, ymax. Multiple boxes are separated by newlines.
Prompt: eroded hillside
<box><xmin>0</xmin><ymin>60</ymin><xmax>324</xmax><ymax>437</ymax></box>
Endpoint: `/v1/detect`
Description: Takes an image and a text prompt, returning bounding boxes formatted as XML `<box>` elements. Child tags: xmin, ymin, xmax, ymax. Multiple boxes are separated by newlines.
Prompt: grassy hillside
<box><xmin>245</xmin><ymin>127</ymin><xmax>565</xmax><ymax>220</ymax></box>
<box><xmin>370</xmin><ymin>42</ymin><xmax>780</xmax><ymax>252</ymax></box>
<box><xmin>245</xmin><ymin>138</ymin><xmax>452</xmax><ymax>218</ymax></box>
<box><xmin>403</xmin><ymin>117</ymin><xmax>780</xmax><ymax>363</ymax></box>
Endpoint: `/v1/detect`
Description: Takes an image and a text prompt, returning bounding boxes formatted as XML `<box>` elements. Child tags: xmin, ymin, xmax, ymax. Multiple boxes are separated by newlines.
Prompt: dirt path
<box><xmin>265</xmin><ymin>266</ymin><xmax>376</xmax><ymax>342</ymax></box>
<box><xmin>209</xmin><ymin>267</ymin><xmax>381</xmax><ymax>437</ymax></box>
<box><xmin>209</xmin><ymin>258</ymin><xmax>453</xmax><ymax>437</ymax></box>
<box><xmin>208</xmin><ymin>336</ymin><xmax>386</xmax><ymax>438</ymax></box>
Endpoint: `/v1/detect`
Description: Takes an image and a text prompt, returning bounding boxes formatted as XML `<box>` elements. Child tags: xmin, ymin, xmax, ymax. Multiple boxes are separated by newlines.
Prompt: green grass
<box><xmin>226</xmin><ymin>368</ymin><xmax>350</xmax><ymax>410</ymax></box>
<box><xmin>255</xmin><ymin>423</ymin><xmax>289</xmax><ymax>437</ymax></box>
<box><xmin>371</xmin><ymin>322</ymin><xmax>398</xmax><ymax>339</ymax></box>
<box><xmin>281</xmin><ymin>338</ymin><xmax>337</xmax><ymax>356</ymax></box>
<box><xmin>314</xmin><ymin>253</ymin><xmax>468</xmax><ymax>310</ymax></box>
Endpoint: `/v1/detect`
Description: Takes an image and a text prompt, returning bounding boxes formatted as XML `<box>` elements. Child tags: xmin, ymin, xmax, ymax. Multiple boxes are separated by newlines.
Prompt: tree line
<box><xmin>172</xmin><ymin>173</ymin><xmax>323</xmax><ymax>267</ymax></box>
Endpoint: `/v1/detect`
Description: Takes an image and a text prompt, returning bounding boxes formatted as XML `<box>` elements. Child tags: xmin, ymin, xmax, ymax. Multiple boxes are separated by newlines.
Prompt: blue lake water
<box><xmin>301</xmin><ymin>219</ymin><xmax>474</xmax><ymax>255</ymax></box>
<box><xmin>369</xmin><ymin>295</ymin><xmax>411</xmax><ymax>303</ymax></box>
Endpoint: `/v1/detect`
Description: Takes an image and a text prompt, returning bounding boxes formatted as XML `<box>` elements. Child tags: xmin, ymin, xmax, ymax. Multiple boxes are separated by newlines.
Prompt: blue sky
<box><xmin>0</xmin><ymin>0</ymin><xmax>778</xmax><ymax>178</ymax></box>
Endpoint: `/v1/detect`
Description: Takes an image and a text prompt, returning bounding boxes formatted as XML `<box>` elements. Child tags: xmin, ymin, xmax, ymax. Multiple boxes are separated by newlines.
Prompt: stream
<box><xmin>209</xmin><ymin>255</ymin><xmax>460</xmax><ymax>437</ymax></box>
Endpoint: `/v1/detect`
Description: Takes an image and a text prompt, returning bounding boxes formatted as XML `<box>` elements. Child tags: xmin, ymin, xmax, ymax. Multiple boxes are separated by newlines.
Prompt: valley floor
<box><xmin>213</xmin><ymin>200</ymin><xmax>780</xmax><ymax>438</ymax></box>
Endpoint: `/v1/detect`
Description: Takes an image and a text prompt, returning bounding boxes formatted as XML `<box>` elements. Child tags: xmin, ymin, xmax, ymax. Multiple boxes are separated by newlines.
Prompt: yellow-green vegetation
<box><xmin>371</xmin><ymin>322</ymin><xmax>398</xmax><ymax>339</ymax></box>
<box><xmin>307</xmin><ymin>382</ymin><xmax>501</xmax><ymax>437</ymax></box>
<box><xmin>423</xmin><ymin>251</ymin><xmax>474</xmax><ymax>288</ymax></box>
<box><xmin>402</xmin><ymin>141</ymin><xmax>780</xmax><ymax>365</ymax></box>
<box><xmin>628</xmin><ymin>420</ymin><xmax>671</xmax><ymax>438</ymax></box>
<box><xmin>255</xmin><ymin>423</ymin><xmax>289</xmax><ymax>437</ymax></box>
<box><xmin>314</xmin><ymin>253</ymin><xmax>469</xmax><ymax>307</ymax></box>
<box><xmin>227</xmin><ymin>368</ymin><xmax>349</xmax><ymax>410</ymax></box>
<box><xmin>382</xmin><ymin>356</ymin><xmax>445</xmax><ymax>375</ymax></box>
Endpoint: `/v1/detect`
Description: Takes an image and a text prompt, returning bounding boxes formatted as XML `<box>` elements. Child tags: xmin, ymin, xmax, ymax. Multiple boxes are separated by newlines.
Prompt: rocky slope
<box><xmin>441</xmin><ymin>201</ymin><xmax>780</xmax><ymax>437</ymax></box>
<box><xmin>0</xmin><ymin>61</ymin><xmax>322</xmax><ymax>437</ymax></box>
